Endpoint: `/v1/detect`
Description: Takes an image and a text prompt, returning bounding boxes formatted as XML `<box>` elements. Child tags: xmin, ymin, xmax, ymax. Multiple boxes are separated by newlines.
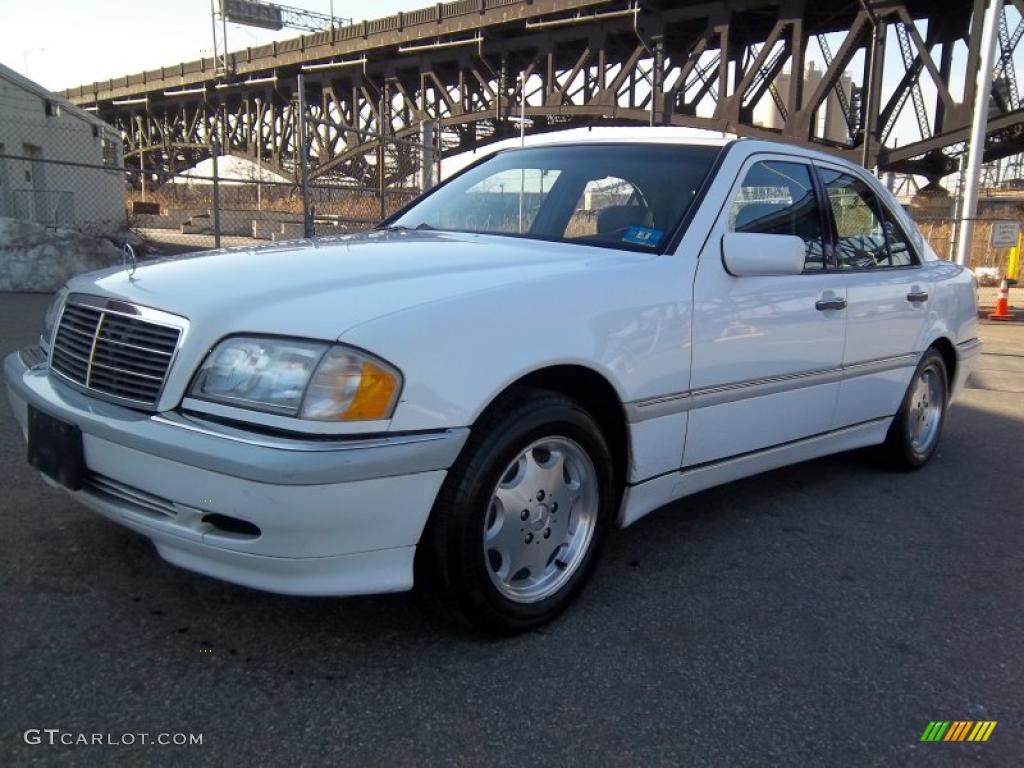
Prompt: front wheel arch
<box><xmin>415</xmin><ymin>386</ymin><xmax>618</xmax><ymax>634</ymax></box>
<box><xmin>469</xmin><ymin>365</ymin><xmax>630</xmax><ymax>504</ymax></box>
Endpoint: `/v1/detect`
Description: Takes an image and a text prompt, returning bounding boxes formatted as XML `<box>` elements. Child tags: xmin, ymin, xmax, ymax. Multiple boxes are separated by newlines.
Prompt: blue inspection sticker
<box><xmin>622</xmin><ymin>225</ymin><xmax>664</xmax><ymax>247</ymax></box>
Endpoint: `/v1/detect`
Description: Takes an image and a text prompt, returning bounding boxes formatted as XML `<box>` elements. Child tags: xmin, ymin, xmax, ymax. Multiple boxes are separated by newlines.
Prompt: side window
<box><xmin>819</xmin><ymin>169</ymin><xmax>917</xmax><ymax>269</ymax></box>
<box><xmin>882</xmin><ymin>213</ymin><xmax>916</xmax><ymax>267</ymax></box>
<box><xmin>564</xmin><ymin>176</ymin><xmax>650</xmax><ymax>240</ymax></box>
<box><xmin>728</xmin><ymin>161</ymin><xmax>826</xmax><ymax>271</ymax></box>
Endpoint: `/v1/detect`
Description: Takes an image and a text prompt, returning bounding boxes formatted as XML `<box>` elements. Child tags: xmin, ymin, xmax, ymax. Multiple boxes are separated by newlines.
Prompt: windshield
<box><xmin>386</xmin><ymin>143</ymin><xmax>721</xmax><ymax>252</ymax></box>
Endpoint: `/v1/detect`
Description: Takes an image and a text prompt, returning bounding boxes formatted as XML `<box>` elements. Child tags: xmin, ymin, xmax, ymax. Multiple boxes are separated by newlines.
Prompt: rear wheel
<box><xmin>877</xmin><ymin>348</ymin><xmax>948</xmax><ymax>469</ymax></box>
<box><xmin>418</xmin><ymin>388</ymin><xmax>616</xmax><ymax>635</ymax></box>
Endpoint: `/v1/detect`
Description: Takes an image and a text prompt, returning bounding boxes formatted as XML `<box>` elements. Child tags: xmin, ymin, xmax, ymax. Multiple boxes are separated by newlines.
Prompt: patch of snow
<box><xmin>0</xmin><ymin>217</ymin><xmax>124</xmax><ymax>292</ymax></box>
<box><xmin>172</xmin><ymin>156</ymin><xmax>293</xmax><ymax>186</ymax></box>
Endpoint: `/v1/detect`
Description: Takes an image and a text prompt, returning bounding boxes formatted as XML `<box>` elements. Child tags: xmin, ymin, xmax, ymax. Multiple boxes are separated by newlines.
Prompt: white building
<box><xmin>0</xmin><ymin>63</ymin><xmax>125</xmax><ymax>232</ymax></box>
<box><xmin>753</xmin><ymin>62</ymin><xmax>854</xmax><ymax>145</ymax></box>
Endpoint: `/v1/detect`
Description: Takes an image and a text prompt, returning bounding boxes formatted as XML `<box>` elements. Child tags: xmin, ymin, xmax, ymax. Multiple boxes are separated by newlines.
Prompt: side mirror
<box><xmin>721</xmin><ymin>232</ymin><xmax>806</xmax><ymax>277</ymax></box>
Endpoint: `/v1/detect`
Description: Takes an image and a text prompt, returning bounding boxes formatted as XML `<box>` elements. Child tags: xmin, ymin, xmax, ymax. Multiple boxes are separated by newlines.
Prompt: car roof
<box><xmin>495</xmin><ymin>127</ymin><xmax>856</xmax><ymax>167</ymax></box>
<box><xmin>442</xmin><ymin>127</ymin><xmax>871</xmax><ymax>186</ymax></box>
<box><xmin>499</xmin><ymin>126</ymin><xmax>735</xmax><ymax>148</ymax></box>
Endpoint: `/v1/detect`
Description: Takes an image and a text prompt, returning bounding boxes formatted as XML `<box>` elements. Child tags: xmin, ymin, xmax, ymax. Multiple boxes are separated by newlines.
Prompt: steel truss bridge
<box><xmin>63</xmin><ymin>0</ymin><xmax>1024</xmax><ymax>190</ymax></box>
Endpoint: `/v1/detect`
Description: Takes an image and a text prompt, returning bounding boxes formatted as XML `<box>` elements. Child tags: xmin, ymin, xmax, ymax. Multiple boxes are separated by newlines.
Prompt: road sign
<box><xmin>220</xmin><ymin>0</ymin><xmax>283</xmax><ymax>30</ymax></box>
<box><xmin>989</xmin><ymin>220</ymin><xmax>1020</xmax><ymax>248</ymax></box>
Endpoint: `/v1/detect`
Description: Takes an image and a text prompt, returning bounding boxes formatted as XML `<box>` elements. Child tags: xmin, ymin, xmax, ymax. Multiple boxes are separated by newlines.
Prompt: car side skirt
<box><xmin>617</xmin><ymin>417</ymin><xmax>892</xmax><ymax>528</ymax></box>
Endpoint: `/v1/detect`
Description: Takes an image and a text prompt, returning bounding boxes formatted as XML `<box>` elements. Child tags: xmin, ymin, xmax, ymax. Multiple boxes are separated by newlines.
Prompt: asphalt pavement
<box><xmin>1</xmin><ymin>291</ymin><xmax>1022</xmax><ymax>767</ymax></box>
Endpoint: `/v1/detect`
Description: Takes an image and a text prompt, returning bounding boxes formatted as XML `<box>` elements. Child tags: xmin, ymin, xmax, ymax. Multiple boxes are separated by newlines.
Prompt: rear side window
<box><xmin>819</xmin><ymin>169</ymin><xmax>917</xmax><ymax>268</ymax></box>
<box><xmin>728</xmin><ymin>160</ymin><xmax>826</xmax><ymax>271</ymax></box>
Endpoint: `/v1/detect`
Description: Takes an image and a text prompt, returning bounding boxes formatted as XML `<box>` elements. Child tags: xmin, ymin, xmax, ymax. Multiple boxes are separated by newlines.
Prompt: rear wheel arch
<box><xmin>927</xmin><ymin>336</ymin><xmax>957</xmax><ymax>389</ymax></box>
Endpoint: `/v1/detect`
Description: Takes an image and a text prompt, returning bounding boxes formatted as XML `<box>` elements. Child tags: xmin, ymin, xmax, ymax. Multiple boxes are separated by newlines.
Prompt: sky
<box><xmin>1</xmin><ymin>0</ymin><xmax>1019</xmax><ymax>153</ymax></box>
<box><xmin>3</xmin><ymin>0</ymin><xmax>415</xmax><ymax>90</ymax></box>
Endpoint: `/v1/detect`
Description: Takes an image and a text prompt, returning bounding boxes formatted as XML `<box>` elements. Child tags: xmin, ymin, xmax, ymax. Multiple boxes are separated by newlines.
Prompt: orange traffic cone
<box><xmin>988</xmin><ymin>278</ymin><xmax>1015</xmax><ymax>321</ymax></box>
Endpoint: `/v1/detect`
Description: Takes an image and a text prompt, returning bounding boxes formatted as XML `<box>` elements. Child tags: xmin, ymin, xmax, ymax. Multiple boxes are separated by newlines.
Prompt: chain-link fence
<box><xmin>2</xmin><ymin>121</ymin><xmax>1021</xmax><ymax>282</ymax></box>
<box><xmin>0</xmin><ymin>86</ymin><xmax>437</xmax><ymax>269</ymax></box>
<box><xmin>0</xmin><ymin>152</ymin><xmax>125</xmax><ymax>234</ymax></box>
<box><xmin>121</xmin><ymin>121</ymin><xmax>433</xmax><ymax>254</ymax></box>
<box><xmin>915</xmin><ymin>217</ymin><xmax>1022</xmax><ymax>283</ymax></box>
<box><xmin>1</xmin><ymin>136</ymin><xmax>431</xmax><ymax>266</ymax></box>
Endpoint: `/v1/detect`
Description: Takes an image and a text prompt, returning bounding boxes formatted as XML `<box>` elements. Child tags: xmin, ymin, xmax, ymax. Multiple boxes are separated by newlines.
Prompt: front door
<box><xmin>685</xmin><ymin>155</ymin><xmax>848</xmax><ymax>467</ymax></box>
<box><xmin>814</xmin><ymin>163</ymin><xmax>930</xmax><ymax>428</ymax></box>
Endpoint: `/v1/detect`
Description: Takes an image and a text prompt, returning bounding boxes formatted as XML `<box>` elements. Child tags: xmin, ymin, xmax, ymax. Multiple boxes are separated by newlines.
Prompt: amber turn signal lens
<box><xmin>343</xmin><ymin>361</ymin><xmax>399</xmax><ymax>421</ymax></box>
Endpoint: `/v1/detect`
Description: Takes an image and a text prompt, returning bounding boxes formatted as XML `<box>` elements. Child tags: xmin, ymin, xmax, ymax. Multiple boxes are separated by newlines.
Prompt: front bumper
<box><xmin>5</xmin><ymin>349</ymin><xmax>468</xmax><ymax>596</ymax></box>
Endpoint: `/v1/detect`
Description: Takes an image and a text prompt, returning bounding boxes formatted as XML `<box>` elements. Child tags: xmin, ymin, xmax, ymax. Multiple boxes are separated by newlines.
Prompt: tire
<box><xmin>417</xmin><ymin>387</ymin><xmax>617</xmax><ymax>635</ymax></box>
<box><xmin>877</xmin><ymin>348</ymin><xmax>949</xmax><ymax>470</ymax></box>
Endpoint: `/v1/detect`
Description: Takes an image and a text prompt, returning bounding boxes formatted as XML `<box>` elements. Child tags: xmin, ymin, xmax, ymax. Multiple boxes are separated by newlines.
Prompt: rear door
<box><xmin>814</xmin><ymin>162</ymin><xmax>930</xmax><ymax>428</ymax></box>
<box><xmin>684</xmin><ymin>154</ymin><xmax>847</xmax><ymax>467</ymax></box>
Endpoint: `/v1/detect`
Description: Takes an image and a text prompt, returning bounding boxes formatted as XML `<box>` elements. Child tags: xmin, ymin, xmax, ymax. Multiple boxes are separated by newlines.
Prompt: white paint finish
<box><xmin>73</xmin><ymin>231</ymin><xmax>697</xmax><ymax>424</ymax></box>
<box><xmin>808</xmin><ymin>157</ymin><xmax>977</xmax><ymax>428</ymax></box>
<box><xmin>838</xmin><ymin>268</ymin><xmax>931</xmax><ymax>366</ymax></box>
<box><xmin>684</xmin><ymin>385</ymin><xmax>841</xmax><ymax>467</ymax></box>
<box><xmin>925</xmin><ymin>260</ymin><xmax>980</xmax><ymax>348</ymax></box>
<box><xmin>75</xmin><ymin>484</ymin><xmax>420</xmax><ymax>595</ymax></box>
<box><xmin>687</xmin><ymin>152</ymin><xmax>847</xmax><ymax>465</ymax></box>
<box><xmin>627</xmin><ymin>411</ymin><xmax>688</xmax><ymax>482</ymax></box>
<box><xmin>342</xmin><ymin>249</ymin><xmax>697</xmax><ymax>432</ymax></box>
<box><xmin>832</xmin><ymin>366</ymin><xmax>915</xmax><ymax>427</ymax></box>
<box><xmin>834</xmin><ymin>267</ymin><xmax>930</xmax><ymax>425</ymax></box>
<box><xmin>82</xmin><ymin>433</ymin><xmax>447</xmax><ymax>558</ymax></box>
<box><xmin>620</xmin><ymin>418</ymin><xmax>892</xmax><ymax>527</ymax></box>
<box><xmin>5</xmin><ymin>353</ymin><xmax>465</xmax><ymax>485</ymax></box>
<box><xmin>721</xmin><ymin>232</ymin><xmax>806</xmax><ymax>276</ymax></box>
<box><xmin>689</xmin><ymin>268</ymin><xmax>848</xmax><ymax>386</ymax></box>
<box><xmin>152</xmin><ymin>541</ymin><xmax>417</xmax><ymax>597</ymax></box>
<box><xmin>952</xmin><ymin>340</ymin><xmax>983</xmax><ymax>400</ymax></box>
<box><xmin>80</xmin><ymin>481</ymin><xmax>419</xmax><ymax>596</ymax></box>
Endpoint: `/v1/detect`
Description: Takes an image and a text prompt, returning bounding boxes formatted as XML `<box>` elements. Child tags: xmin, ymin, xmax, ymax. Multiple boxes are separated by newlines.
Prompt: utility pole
<box><xmin>209</xmin><ymin>0</ymin><xmax>220</xmax><ymax>72</ymax></box>
<box><xmin>211</xmin><ymin>138</ymin><xmax>222</xmax><ymax>249</ymax></box>
<box><xmin>378</xmin><ymin>86</ymin><xmax>389</xmax><ymax>223</ymax></box>
<box><xmin>957</xmin><ymin>0</ymin><xmax>1003</xmax><ymax>266</ymax></box>
<box><xmin>296</xmin><ymin>74</ymin><xmax>313</xmax><ymax>238</ymax></box>
<box><xmin>519</xmin><ymin>71</ymin><xmax>526</xmax><ymax>233</ymax></box>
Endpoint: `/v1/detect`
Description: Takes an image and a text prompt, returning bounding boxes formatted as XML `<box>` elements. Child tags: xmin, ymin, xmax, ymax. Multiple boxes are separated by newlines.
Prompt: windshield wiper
<box><xmin>380</xmin><ymin>222</ymin><xmax>435</xmax><ymax>231</ymax></box>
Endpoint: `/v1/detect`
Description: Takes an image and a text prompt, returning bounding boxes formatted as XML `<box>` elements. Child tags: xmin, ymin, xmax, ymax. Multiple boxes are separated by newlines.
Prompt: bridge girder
<box><xmin>69</xmin><ymin>0</ymin><xmax>1024</xmax><ymax>188</ymax></box>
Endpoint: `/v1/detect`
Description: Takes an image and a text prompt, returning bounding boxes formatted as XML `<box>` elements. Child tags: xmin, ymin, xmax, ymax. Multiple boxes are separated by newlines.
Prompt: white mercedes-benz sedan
<box><xmin>5</xmin><ymin>131</ymin><xmax>981</xmax><ymax>634</ymax></box>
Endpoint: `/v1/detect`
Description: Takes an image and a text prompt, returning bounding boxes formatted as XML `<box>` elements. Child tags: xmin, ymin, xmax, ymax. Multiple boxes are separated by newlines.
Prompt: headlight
<box><xmin>190</xmin><ymin>336</ymin><xmax>402</xmax><ymax>422</ymax></box>
<box><xmin>41</xmin><ymin>287</ymin><xmax>68</xmax><ymax>353</ymax></box>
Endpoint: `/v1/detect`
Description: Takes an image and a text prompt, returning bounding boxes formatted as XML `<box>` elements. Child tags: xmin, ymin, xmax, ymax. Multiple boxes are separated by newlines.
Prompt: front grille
<box><xmin>50</xmin><ymin>298</ymin><xmax>182</xmax><ymax>408</ymax></box>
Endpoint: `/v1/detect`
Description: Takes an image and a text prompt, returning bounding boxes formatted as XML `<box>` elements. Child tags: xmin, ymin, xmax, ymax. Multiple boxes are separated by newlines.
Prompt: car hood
<box><xmin>73</xmin><ymin>230</ymin><xmax>650</xmax><ymax>341</ymax></box>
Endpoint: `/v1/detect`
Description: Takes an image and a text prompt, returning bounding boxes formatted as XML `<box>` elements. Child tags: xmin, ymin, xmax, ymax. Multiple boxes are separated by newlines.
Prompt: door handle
<box><xmin>907</xmin><ymin>290</ymin><xmax>929</xmax><ymax>303</ymax></box>
<box><xmin>815</xmin><ymin>296</ymin><xmax>847</xmax><ymax>311</ymax></box>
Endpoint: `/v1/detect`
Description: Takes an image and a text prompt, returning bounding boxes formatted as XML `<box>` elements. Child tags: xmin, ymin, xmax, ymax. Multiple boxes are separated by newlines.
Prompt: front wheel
<box><xmin>418</xmin><ymin>388</ymin><xmax>616</xmax><ymax>635</ymax></box>
<box><xmin>877</xmin><ymin>348</ymin><xmax>949</xmax><ymax>469</ymax></box>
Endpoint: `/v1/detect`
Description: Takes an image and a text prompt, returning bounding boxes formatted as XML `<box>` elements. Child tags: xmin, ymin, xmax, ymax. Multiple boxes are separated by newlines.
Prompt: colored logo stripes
<box><xmin>920</xmin><ymin>721</ymin><xmax>997</xmax><ymax>742</ymax></box>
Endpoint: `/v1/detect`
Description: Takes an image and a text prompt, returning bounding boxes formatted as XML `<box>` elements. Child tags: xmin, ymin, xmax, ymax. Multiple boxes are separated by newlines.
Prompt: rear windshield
<box><xmin>385</xmin><ymin>143</ymin><xmax>720</xmax><ymax>252</ymax></box>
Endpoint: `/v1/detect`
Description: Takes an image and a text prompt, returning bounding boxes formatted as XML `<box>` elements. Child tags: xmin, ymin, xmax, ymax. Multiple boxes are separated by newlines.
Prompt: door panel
<box><xmin>815</xmin><ymin>164</ymin><xmax>929</xmax><ymax>427</ymax></box>
<box><xmin>685</xmin><ymin>156</ymin><xmax>847</xmax><ymax>467</ymax></box>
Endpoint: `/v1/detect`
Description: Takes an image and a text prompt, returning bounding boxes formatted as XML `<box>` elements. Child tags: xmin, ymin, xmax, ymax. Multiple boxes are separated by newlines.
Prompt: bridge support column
<box><xmin>420</xmin><ymin>121</ymin><xmax>435</xmax><ymax>190</ymax></box>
